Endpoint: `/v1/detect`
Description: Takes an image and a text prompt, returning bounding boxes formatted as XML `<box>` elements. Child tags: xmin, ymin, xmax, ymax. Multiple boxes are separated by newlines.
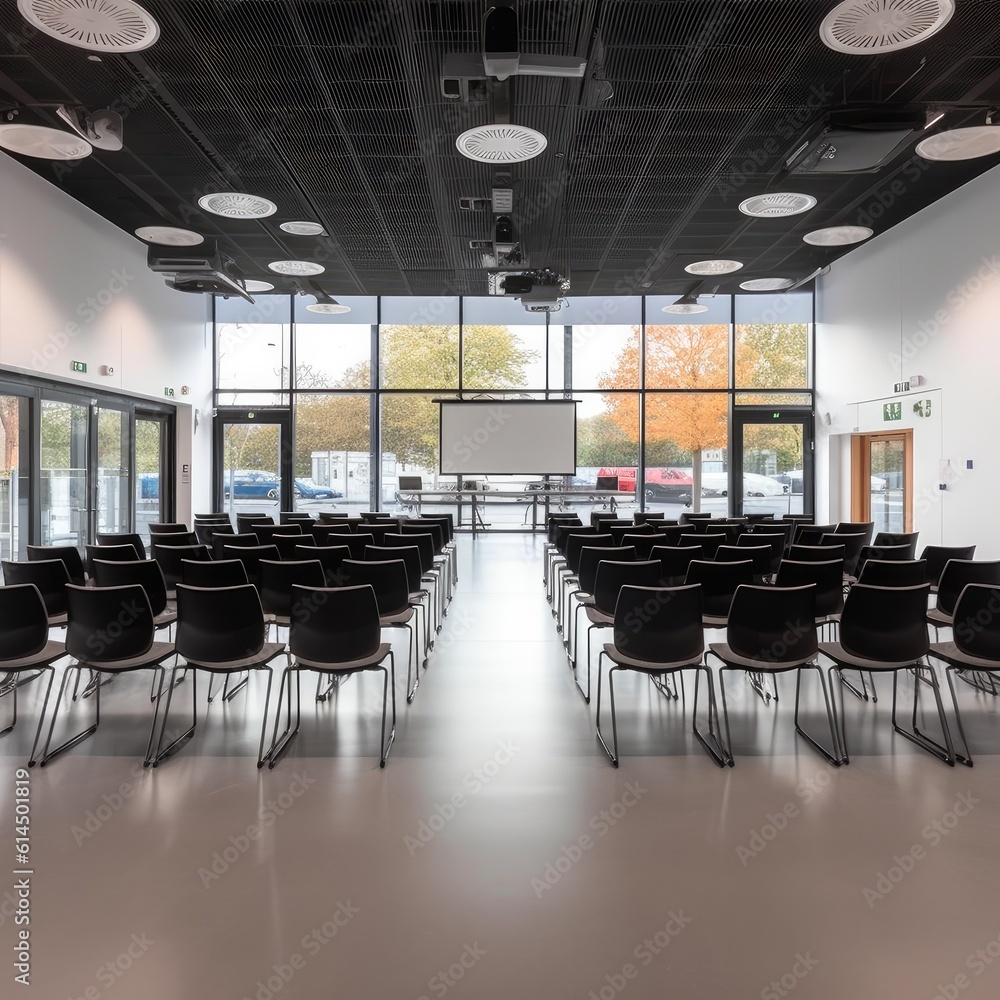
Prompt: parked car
<box><xmin>597</xmin><ymin>467</ymin><xmax>694</xmax><ymax>503</ymax></box>
<box><xmin>699</xmin><ymin>472</ymin><xmax>788</xmax><ymax>497</ymax></box>
<box><xmin>222</xmin><ymin>470</ymin><xmax>282</xmax><ymax>499</ymax></box>
<box><xmin>294</xmin><ymin>478</ymin><xmax>343</xmax><ymax>499</ymax></box>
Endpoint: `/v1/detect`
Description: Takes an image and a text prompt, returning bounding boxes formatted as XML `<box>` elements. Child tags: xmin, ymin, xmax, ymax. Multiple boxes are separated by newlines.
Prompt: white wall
<box><xmin>0</xmin><ymin>152</ymin><xmax>214</xmax><ymax>517</ymax></box>
<box><xmin>816</xmin><ymin>160</ymin><xmax>1000</xmax><ymax>555</ymax></box>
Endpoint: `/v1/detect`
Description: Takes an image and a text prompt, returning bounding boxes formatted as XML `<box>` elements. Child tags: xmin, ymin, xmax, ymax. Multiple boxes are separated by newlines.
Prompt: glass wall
<box><xmin>214</xmin><ymin>291</ymin><xmax>813</xmax><ymax>525</ymax></box>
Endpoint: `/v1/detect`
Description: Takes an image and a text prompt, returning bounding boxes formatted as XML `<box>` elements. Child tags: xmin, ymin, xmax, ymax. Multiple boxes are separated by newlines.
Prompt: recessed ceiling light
<box><xmin>198</xmin><ymin>192</ymin><xmax>277</xmax><ymax>219</ymax></box>
<box><xmin>739</xmin><ymin>193</ymin><xmax>817</xmax><ymax>218</ymax></box>
<box><xmin>739</xmin><ymin>278</ymin><xmax>796</xmax><ymax>291</ymax></box>
<box><xmin>0</xmin><ymin>123</ymin><xmax>91</xmax><ymax>160</ymax></box>
<box><xmin>134</xmin><ymin>225</ymin><xmax>203</xmax><ymax>246</ymax></box>
<box><xmin>17</xmin><ymin>0</ymin><xmax>160</xmax><ymax>52</ymax></box>
<box><xmin>685</xmin><ymin>259</ymin><xmax>743</xmax><ymax>275</ymax></box>
<box><xmin>306</xmin><ymin>294</ymin><xmax>351</xmax><ymax>315</ymax></box>
<box><xmin>279</xmin><ymin>220</ymin><xmax>325</xmax><ymax>236</ymax></box>
<box><xmin>456</xmin><ymin>124</ymin><xmax>547</xmax><ymax>163</ymax></box>
<box><xmin>915</xmin><ymin>126</ymin><xmax>1000</xmax><ymax>161</ymax></box>
<box><xmin>662</xmin><ymin>293</ymin><xmax>708</xmax><ymax>315</ymax></box>
<box><xmin>820</xmin><ymin>0</ymin><xmax>954</xmax><ymax>55</ymax></box>
<box><xmin>244</xmin><ymin>280</ymin><xmax>275</xmax><ymax>293</ymax></box>
<box><xmin>803</xmin><ymin>226</ymin><xmax>874</xmax><ymax>246</ymax></box>
<box><xmin>268</xmin><ymin>260</ymin><xmax>325</xmax><ymax>276</ymax></box>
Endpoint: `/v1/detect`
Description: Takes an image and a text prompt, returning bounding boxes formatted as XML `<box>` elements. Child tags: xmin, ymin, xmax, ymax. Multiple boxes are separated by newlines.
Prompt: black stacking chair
<box><xmin>680</xmin><ymin>512</ymin><xmax>712</xmax><ymax>524</ymax></box>
<box><xmin>164</xmin><ymin>584</ymin><xmax>283</xmax><ymax>767</ymax></box>
<box><xmin>257</xmin><ymin>559</ymin><xmax>325</xmax><ymax>629</ymax></box>
<box><xmin>154</xmin><ymin>544</ymin><xmax>211</xmax><ymax>592</ymax></box>
<box><xmin>740</xmin><ymin>531</ymin><xmax>786</xmax><ymax>575</ymax></box>
<box><xmin>365</xmin><ymin>544</ymin><xmax>432</xmax><ymax>666</ymax></box>
<box><xmin>679</xmin><ymin>532</ymin><xmax>725</xmax><ymax>558</ymax></box>
<box><xmin>835</xmin><ymin>521</ymin><xmax>874</xmax><ymax>545</ymax></box>
<box><xmin>788</xmin><ymin>543</ymin><xmax>846</xmax><ymax>566</ymax></box>
<box><xmin>920</xmin><ymin>545</ymin><xmax>977</xmax><ymax>590</ymax></box>
<box><xmin>96</xmin><ymin>532</ymin><xmax>145</xmax><ymax>559</ymax></box>
<box><xmin>384</xmin><ymin>532</ymin><xmax>443</xmax><ymax>630</ymax></box>
<box><xmin>27</xmin><ymin>545</ymin><xmax>85</xmax><ymax>586</ymax></box>
<box><xmin>148</xmin><ymin>522</ymin><xmax>190</xmax><ymax>535</ymax></box>
<box><xmin>709</xmin><ymin>584</ymin><xmax>839</xmax><ymax>766</ymax></box>
<box><xmin>684</xmin><ymin>559</ymin><xmax>753</xmax><ymax>627</ymax></box>
<box><xmin>609</xmin><ymin>522</ymin><xmax>655</xmax><ymax>545</ymax></box>
<box><xmin>311</xmin><ymin>523</ymin><xmax>355</xmax><ymax>545</ymax></box>
<box><xmin>2</xmin><ymin>560</ymin><xmax>70</xmax><ymax>627</ymax></box>
<box><xmin>85</xmin><ymin>543</ymin><xmax>137</xmax><ymax>579</ymax></box>
<box><xmin>34</xmin><ymin>584</ymin><xmax>175</xmax><ymax>767</ymax></box>
<box><xmin>547</xmin><ymin>525</ymin><xmax>596</xmax><ymax>597</ymax></box>
<box><xmin>821</xmin><ymin>583</ymin><xmax>958</xmax><ymax>765</ymax></box>
<box><xmin>633</xmin><ymin>512</ymin><xmax>666</xmax><ymax>524</ymax></box>
<box><xmin>253</xmin><ymin>523</ymin><xmax>303</xmax><ymax>545</ymax></box>
<box><xmin>364</xmin><ymin>523</ymin><xmax>402</xmax><ymax>545</ymax></box>
<box><xmin>618</xmin><ymin>533</ymin><xmax>661</xmax><ymax>560</ymax></box>
<box><xmin>292</xmin><ymin>544</ymin><xmax>353</xmax><ymax>587</ymax></box>
<box><xmin>92</xmin><ymin>559</ymin><xmax>174</xmax><ymax>630</ymax></box>
<box><xmin>716</xmin><ymin>544</ymin><xmax>771</xmax><ymax>582</ymax></box>
<box><xmin>927</xmin><ymin>560</ymin><xmax>1000</xmax><ymax>636</ymax></box>
<box><xmin>193</xmin><ymin>513</ymin><xmax>231</xmax><ymax>523</ymax></box>
<box><xmin>182</xmin><ymin>558</ymin><xmax>248</xmax><ymax>588</ymax></box>
<box><xmin>236</xmin><ymin>514</ymin><xmax>273</xmax><ymax>534</ymax></box>
<box><xmin>0</xmin><ymin>584</ymin><xmax>65</xmax><ymax>761</ymax></box>
<box><xmin>597</xmin><ymin>583</ymin><xmax>725</xmax><ymax>768</ymax></box>
<box><xmin>222</xmin><ymin>544</ymin><xmax>280</xmax><ymax>586</ymax></box>
<box><xmin>795</xmin><ymin>524</ymin><xmax>838</xmax><ymax>547</ymax></box>
<box><xmin>280</xmin><ymin>512</ymin><xmax>316</xmax><ymax>525</ymax></box>
<box><xmin>873</xmin><ymin>531</ymin><xmax>919</xmax><ymax>558</ymax></box>
<box><xmin>271</xmin><ymin>534</ymin><xmax>311</xmax><ymax>560</ymax></box>
<box><xmin>213</xmin><ymin>532</ymin><xmax>259</xmax><ymax>559</ymax></box>
<box><xmin>558</xmin><ymin>532</ymin><xmax>615</xmax><ymax>633</ymax></box>
<box><xmin>650</xmin><ymin>545</ymin><xmax>704</xmax><ymax>587</ymax></box>
<box><xmin>194</xmin><ymin>522</ymin><xmax>234</xmax><ymax>546</ymax></box>
<box><xmin>569</xmin><ymin>545</ymin><xmax>637</xmax><ymax>664</ymax></box>
<box><xmin>267</xmin><ymin>584</ymin><xmax>396</xmax><ymax>768</ymax></box>
<box><xmin>400</xmin><ymin>521</ymin><xmax>452</xmax><ymax>599</ymax></box>
<box><xmin>852</xmin><ymin>543</ymin><xmax>913</xmax><ymax>581</ymax></box>
<box><xmin>774</xmin><ymin>559</ymin><xmax>844</xmax><ymax>638</ymax></box>
<box><xmin>820</xmin><ymin>532</ymin><xmax>866</xmax><ymax>578</ymax></box>
<box><xmin>858</xmin><ymin>558</ymin><xmax>927</xmax><ymax>588</ymax></box>
<box><xmin>654</xmin><ymin>524</ymin><xmax>686</xmax><ymax>546</ymax></box>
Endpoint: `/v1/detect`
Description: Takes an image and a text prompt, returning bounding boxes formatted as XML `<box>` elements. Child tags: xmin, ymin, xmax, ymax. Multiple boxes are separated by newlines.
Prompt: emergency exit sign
<box><xmin>883</xmin><ymin>402</ymin><xmax>902</xmax><ymax>421</ymax></box>
<box><xmin>71</xmin><ymin>361</ymin><xmax>87</xmax><ymax>373</ymax></box>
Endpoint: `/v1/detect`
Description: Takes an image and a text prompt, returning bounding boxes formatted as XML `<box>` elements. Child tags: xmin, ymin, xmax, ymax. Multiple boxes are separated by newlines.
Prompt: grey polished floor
<box><xmin>1</xmin><ymin>534</ymin><xmax>999</xmax><ymax>999</ymax></box>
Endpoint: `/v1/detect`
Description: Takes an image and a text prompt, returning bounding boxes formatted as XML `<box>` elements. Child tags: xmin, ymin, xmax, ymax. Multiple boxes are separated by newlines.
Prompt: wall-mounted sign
<box><xmin>164</xmin><ymin>387</ymin><xmax>175</xmax><ymax>397</ymax></box>
<box><xmin>883</xmin><ymin>402</ymin><xmax>902</xmax><ymax>421</ymax></box>
<box><xmin>913</xmin><ymin>399</ymin><xmax>933</xmax><ymax>418</ymax></box>
<box><xmin>71</xmin><ymin>361</ymin><xmax>87</xmax><ymax>373</ymax></box>
<box><xmin>894</xmin><ymin>381</ymin><xmax>910</xmax><ymax>393</ymax></box>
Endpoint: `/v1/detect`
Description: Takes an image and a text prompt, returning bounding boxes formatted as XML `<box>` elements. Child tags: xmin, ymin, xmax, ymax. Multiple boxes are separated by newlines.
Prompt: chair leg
<box><xmin>594</xmin><ymin>655</ymin><xmax>619</xmax><ymax>767</ymax></box>
<box><xmin>691</xmin><ymin>666</ymin><xmax>727</xmax><ymax>767</ymax></box>
<box><xmin>255</xmin><ymin>663</ymin><xmax>277</xmax><ymax>768</ymax></box>
<box><xmin>37</xmin><ymin>664</ymin><xmax>102</xmax><ymax>766</ymax></box>
<box><xmin>222</xmin><ymin>671</ymin><xmax>248</xmax><ymax>702</ymax></box>
<box><xmin>792</xmin><ymin>665</ymin><xmax>842</xmax><ymax>766</ymax></box>
<box><xmin>0</xmin><ymin>673</ymin><xmax>17</xmax><ymax>738</ymax></box>
<box><xmin>143</xmin><ymin>661</ymin><xmax>169</xmax><ymax>766</ymax></box>
<box><xmin>151</xmin><ymin>664</ymin><xmax>198</xmax><ymax>767</ymax></box>
<box><xmin>943</xmin><ymin>665</ymin><xmax>976</xmax><ymax>767</ymax></box>
<box><xmin>574</xmin><ymin>624</ymin><xmax>600</xmax><ymax>704</ymax></box>
<box><xmin>378</xmin><ymin>652</ymin><xmax>397</xmax><ymax>767</ymax></box>
<box><xmin>268</xmin><ymin>667</ymin><xmax>303</xmax><ymax>767</ymax></box>
<box><xmin>827</xmin><ymin>667</ymin><xmax>849</xmax><ymax>764</ymax></box>
<box><xmin>839</xmin><ymin>669</ymin><xmax>870</xmax><ymax>702</ymax></box>
<box><xmin>404</xmin><ymin>623</ymin><xmax>418</xmax><ymax>704</ymax></box>
<box><xmin>717</xmin><ymin>667</ymin><xmax>736</xmax><ymax>767</ymax></box>
<box><xmin>26</xmin><ymin>667</ymin><xmax>56</xmax><ymax>767</ymax></box>
<box><xmin>890</xmin><ymin>665</ymin><xmax>957</xmax><ymax>765</ymax></box>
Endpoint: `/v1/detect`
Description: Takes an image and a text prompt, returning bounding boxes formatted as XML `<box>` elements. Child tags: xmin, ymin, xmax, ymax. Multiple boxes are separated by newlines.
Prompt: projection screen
<box><xmin>438</xmin><ymin>400</ymin><xmax>578</xmax><ymax>476</ymax></box>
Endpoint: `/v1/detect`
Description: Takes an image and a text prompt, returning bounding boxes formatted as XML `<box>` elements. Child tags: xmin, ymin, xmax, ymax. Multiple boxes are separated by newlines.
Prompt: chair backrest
<box><xmin>213</xmin><ymin>532</ymin><xmax>260</xmax><ymax>559</ymax></box>
<box><xmin>680</xmin><ymin>512</ymin><xmax>712</xmax><ymax>524</ymax></box>
<box><xmin>650</xmin><ymin>545</ymin><xmax>704</xmax><ymax>585</ymax></box>
<box><xmin>565</xmin><ymin>532</ymin><xmax>614</xmax><ymax>573</ymax></box>
<box><xmin>27</xmin><ymin>544</ymin><xmax>86</xmax><ymax>586</ymax></box>
<box><xmin>194</xmin><ymin>522</ymin><xmax>234</xmax><ymax>546</ymax></box>
<box><xmin>951</xmin><ymin>585</ymin><xmax>1000</xmax><ymax>660</ymax></box>
<box><xmin>774</xmin><ymin>559</ymin><xmax>844</xmax><ymax>619</ymax></box>
<box><xmin>289</xmin><ymin>584</ymin><xmax>381</xmax><ymax>665</ymax></box>
<box><xmin>919</xmin><ymin>545</ymin><xmax>977</xmax><ymax>587</ymax></box>
<box><xmin>612</xmin><ymin>583</ymin><xmax>704</xmax><ymax>665</ymax></box>
<box><xmin>401</xmin><ymin>520</ymin><xmax>445</xmax><ymax>553</ymax></box>
<box><xmin>593</xmin><ymin>560</ymin><xmax>662</xmax><ymax>617</ymax></box>
<box><xmin>609</xmin><ymin>522</ymin><xmax>655</xmax><ymax>544</ymax></box>
<box><xmin>839</xmin><ymin>583</ymin><xmax>930</xmax><ymax>661</ymax></box>
<box><xmin>365</xmin><ymin>544</ymin><xmax>422</xmax><ymax>594</ymax></box>
<box><xmin>835</xmin><ymin>521</ymin><xmax>874</xmax><ymax>545</ymax></box>
<box><xmin>547</xmin><ymin>516</ymin><xmax>582</xmax><ymax>542</ymax></box>
<box><xmin>176</xmin><ymin>584</ymin><xmax>266</xmax><ymax>664</ymax></box>
<box><xmin>857</xmin><ymin>558</ymin><xmax>927</xmax><ymax>588</ymax></box>
<box><xmin>193</xmin><ymin>514</ymin><xmax>231</xmax><ymax>523</ymax></box>
<box><xmin>257</xmin><ymin>559</ymin><xmax>325</xmax><ymax>618</ymax></box>
<box><xmin>66</xmin><ymin>583</ymin><xmax>154</xmax><ymax>663</ymax></box>
<box><xmin>679</xmin><ymin>532</ymin><xmax>725</xmax><ymax>558</ymax></box>
<box><xmin>153</xmin><ymin>544</ymin><xmax>211</xmax><ymax>589</ymax></box>
<box><xmin>280</xmin><ymin>512</ymin><xmax>316</xmax><ymax>525</ymax></box>
<box><xmin>152</xmin><ymin>531</ymin><xmax>198</xmax><ymax>552</ymax></box>
<box><xmin>788</xmin><ymin>543</ymin><xmax>845</xmax><ymax>564</ymax></box>
<box><xmin>716</xmin><ymin>544</ymin><xmax>771</xmax><ymax>578</ymax></box>
<box><xmin>181</xmin><ymin>558</ymin><xmax>248</xmax><ymax>588</ymax></box>
<box><xmin>0</xmin><ymin>583</ymin><xmax>50</xmax><ymax>659</ymax></box>
<box><xmin>795</xmin><ymin>524</ymin><xmax>838</xmax><ymax>547</ymax></box>
<box><xmin>748</xmin><ymin>522</ymin><xmax>793</xmax><ymax>544</ymax></box>
<box><xmin>617</xmin><ymin>534</ymin><xmax>660</xmax><ymax>559</ymax></box>
<box><xmin>272</xmin><ymin>534</ymin><xmax>312</xmax><ymax>560</ymax></box>
<box><xmin>554</xmin><ymin>524</ymin><xmax>596</xmax><ymax>553</ymax></box>
<box><xmin>339</xmin><ymin>559</ymin><xmax>410</xmax><ymax>616</ymax></box>
<box><xmin>727</xmin><ymin>585</ymin><xmax>818</xmax><ymax>665</ymax></box>
<box><xmin>365</xmin><ymin>523</ymin><xmax>401</xmax><ymax>545</ymax></box>
<box><xmin>96</xmin><ymin>532</ymin><xmax>145</xmax><ymax>559</ymax></box>
<box><xmin>873</xmin><ymin>531</ymin><xmax>919</xmax><ymax>558</ymax></box>
<box><xmin>418</xmin><ymin>515</ymin><xmax>454</xmax><ymax>545</ymax></box>
<box><xmin>221</xmin><ymin>544</ymin><xmax>281</xmax><ymax>586</ymax></box>
<box><xmin>86</xmin><ymin>543</ymin><xmax>138</xmax><ymax>578</ymax></box>
<box><xmin>311</xmin><ymin>524</ymin><xmax>355</xmax><ymax>544</ymax></box>
<box><xmin>654</xmin><ymin>524</ymin><xmax>686</xmax><ymax>546</ymax></box>
<box><xmin>578</xmin><ymin>546</ymin><xmax>636</xmax><ymax>595</ymax></box>
<box><xmin>236</xmin><ymin>514</ymin><xmax>274</xmax><ymax>534</ymax></box>
<box><xmin>936</xmin><ymin>560</ymin><xmax>1000</xmax><ymax>616</ymax></box>
<box><xmin>738</xmin><ymin>531</ymin><xmax>785</xmax><ymax>572</ymax></box>
<box><xmin>361</xmin><ymin>511</ymin><xmax>397</xmax><ymax>522</ymax></box>
<box><xmin>292</xmin><ymin>544</ymin><xmax>352</xmax><ymax>586</ymax></box>
<box><xmin>1</xmin><ymin>560</ymin><xmax>70</xmax><ymax>617</ymax></box>
<box><xmin>148</xmin><ymin>522</ymin><xmax>190</xmax><ymax>535</ymax></box>
<box><xmin>253</xmin><ymin>523</ymin><xmax>303</xmax><ymax>544</ymax></box>
<box><xmin>684</xmin><ymin>559</ymin><xmax>754</xmax><ymax>617</ymax></box>
<box><xmin>820</xmin><ymin>532</ymin><xmax>866</xmax><ymax>576</ymax></box>
<box><xmin>382</xmin><ymin>532</ymin><xmax>434</xmax><ymax>575</ymax></box>
<box><xmin>855</xmin><ymin>543</ymin><xmax>912</xmax><ymax>578</ymax></box>
<box><xmin>633</xmin><ymin>512</ymin><xmax>666</xmax><ymax>524</ymax></box>
<box><xmin>92</xmin><ymin>558</ymin><xmax>168</xmax><ymax>616</ymax></box>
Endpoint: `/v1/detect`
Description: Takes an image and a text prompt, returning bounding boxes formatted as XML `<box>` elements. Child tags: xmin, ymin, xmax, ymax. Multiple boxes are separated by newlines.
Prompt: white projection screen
<box><xmin>439</xmin><ymin>400</ymin><xmax>577</xmax><ymax>475</ymax></box>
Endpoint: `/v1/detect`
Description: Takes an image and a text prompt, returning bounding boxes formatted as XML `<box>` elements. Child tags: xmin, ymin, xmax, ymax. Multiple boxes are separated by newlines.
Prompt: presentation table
<box><xmin>395</xmin><ymin>488</ymin><xmax>634</xmax><ymax>536</ymax></box>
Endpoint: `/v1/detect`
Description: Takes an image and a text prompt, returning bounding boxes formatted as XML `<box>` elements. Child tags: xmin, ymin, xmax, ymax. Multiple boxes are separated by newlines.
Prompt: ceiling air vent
<box><xmin>739</xmin><ymin>193</ymin><xmax>817</xmax><ymax>218</ymax></box>
<box><xmin>456</xmin><ymin>125</ymin><xmax>547</xmax><ymax>163</ymax></box>
<box><xmin>17</xmin><ymin>0</ymin><xmax>160</xmax><ymax>53</ymax></box>
<box><xmin>820</xmin><ymin>0</ymin><xmax>954</xmax><ymax>55</ymax></box>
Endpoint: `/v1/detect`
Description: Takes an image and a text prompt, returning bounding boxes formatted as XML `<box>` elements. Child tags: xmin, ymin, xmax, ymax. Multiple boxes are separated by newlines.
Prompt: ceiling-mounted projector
<box><xmin>147</xmin><ymin>240</ymin><xmax>253</xmax><ymax>302</ymax></box>
<box><xmin>56</xmin><ymin>105</ymin><xmax>124</xmax><ymax>151</ymax></box>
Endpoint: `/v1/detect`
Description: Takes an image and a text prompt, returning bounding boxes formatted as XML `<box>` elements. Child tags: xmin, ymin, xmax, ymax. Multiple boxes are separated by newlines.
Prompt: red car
<box><xmin>597</xmin><ymin>467</ymin><xmax>693</xmax><ymax>503</ymax></box>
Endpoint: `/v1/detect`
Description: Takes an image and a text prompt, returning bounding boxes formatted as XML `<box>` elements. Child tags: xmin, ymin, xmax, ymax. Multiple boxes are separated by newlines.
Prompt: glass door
<box><xmin>135</xmin><ymin>413</ymin><xmax>169</xmax><ymax>544</ymax></box>
<box><xmin>94</xmin><ymin>405</ymin><xmax>130</xmax><ymax>539</ymax></box>
<box><xmin>732</xmin><ymin>408</ymin><xmax>813</xmax><ymax>518</ymax></box>
<box><xmin>214</xmin><ymin>408</ymin><xmax>293</xmax><ymax>517</ymax></box>
<box><xmin>0</xmin><ymin>394</ymin><xmax>30</xmax><ymax>560</ymax></box>
<box><xmin>40</xmin><ymin>398</ymin><xmax>89</xmax><ymax>548</ymax></box>
<box><xmin>852</xmin><ymin>430</ymin><xmax>912</xmax><ymax>533</ymax></box>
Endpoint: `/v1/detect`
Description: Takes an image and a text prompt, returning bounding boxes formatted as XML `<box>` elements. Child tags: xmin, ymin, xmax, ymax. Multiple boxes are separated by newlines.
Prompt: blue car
<box><xmin>294</xmin><ymin>479</ymin><xmax>343</xmax><ymax>499</ymax></box>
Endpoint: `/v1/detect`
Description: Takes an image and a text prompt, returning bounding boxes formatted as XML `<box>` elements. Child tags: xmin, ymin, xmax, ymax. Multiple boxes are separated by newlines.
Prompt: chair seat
<box><xmin>709</xmin><ymin>642</ymin><xmax>817</xmax><ymax>672</ymax></box>
<box><xmin>380</xmin><ymin>608</ymin><xmax>414</xmax><ymax>626</ymax></box>
<box><xmin>926</xmin><ymin>608</ymin><xmax>953</xmax><ymax>628</ymax></box>
<box><xmin>930</xmin><ymin>641</ymin><xmax>1000</xmax><ymax>672</ymax></box>
<box><xmin>0</xmin><ymin>639</ymin><xmax>66</xmax><ymax>671</ymax></box>
<box><xmin>602</xmin><ymin>643</ymin><xmax>701</xmax><ymax>674</ymax></box>
<box><xmin>585</xmin><ymin>607</ymin><xmax>613</xmax><ymax>625</ymax></box>
<box><xmin>702</xmin><ymin>614</ymin><xmax>729</xmax><ymax>629</ymax></box>
<box><xmin>293</xmin><ymin>642</ymin><xmax>393</xmax><ymax>673</ymax></box>
<box><xmin>819</xmin><ymin>640</ymin><xmax>924</xmax><ymax>671</ymax></box>
<box><xmin>408</xmin><ymin>591</ymin><xmax>429</xmax><ymax>602</ymax></box>
<box><xmin>47</xmin><ymin>613</ymin><xmax>68</xmax><ymax>628</ymax></box>
<box><xmin>78</xmin><ymin>641</ymin><xmax>176</xmax><ymax>672</ymax></box>
<box><xmin>154</xmin><ymin>610</ymin><xmax>178</xmax><ymax>629</ymax></box>
<box><xmin>265</xmin><ymin>613</ymin><xmax>292</xmax><ymax>627</ymax></box>
<box><xmin>182</xmin><ymin>641</ymin><xmax>286</xmax><ymax>673</ymax></box>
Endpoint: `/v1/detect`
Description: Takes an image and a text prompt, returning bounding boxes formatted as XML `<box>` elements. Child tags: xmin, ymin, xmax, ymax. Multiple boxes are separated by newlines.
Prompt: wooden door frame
<box><xmin>850</xmin><ymin>429</ymin><xmax>913</xmax><ymax>531</ymax></box>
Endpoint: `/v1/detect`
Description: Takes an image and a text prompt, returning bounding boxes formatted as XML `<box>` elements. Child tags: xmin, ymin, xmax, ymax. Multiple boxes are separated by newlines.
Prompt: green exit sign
<box><xmin>71</xmin><ymin>361</ymin><xmax>87</xmax><ymax>373</ymax></box>
<box><xmin>163</xmin><ymin>387</ymin><xmax>175</xmax><ymax>397</ymax></box>
<box><xmin>883</xmin><ymin>402</ymin><xmax>902</xmax><ymax>421</ymax></box>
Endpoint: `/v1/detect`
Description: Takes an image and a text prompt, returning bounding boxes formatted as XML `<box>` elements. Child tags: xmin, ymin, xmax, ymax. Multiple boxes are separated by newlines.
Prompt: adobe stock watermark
<box><xmin>440</xmin><ymin>406</ymin><xmax>513</xmax><ymax>474</ymax></box>
<box><xmin>931</xmin><ymin>927</ymin><xmax>1000</xmax><ymax>1000</ymax></box>
<box><xmin>416</xmin><ymin>942</ymin><xmax>487</xmax><ymax>1000</ymax></box>
<box><xmin>239</xmin><ymin>903</ymin><xmax>360</xmax><ymax>1000</ymax></box>
<box><xmin>761</xmin><ymin>952</ymin><xmax>820</xmax><ymax>1000</ymax></box>
<box><xmin>530</xmin><ymin>781</ymin><xmax>648</xmax><ymax>897</ymax></box>
<box><xmin>403</xmin><ymin>741</ymin><xmax>519</xmax><ymax>856</ymax></box>
<box><xmin>198</xmin><ymin>770</ymin><xmax>316</xmax><ymax>888</ymax></box>
<box><xmin>862</xmin><ymin>790</ymin><xmax>980</xmax><ymax>908</ymax></box>
<box><xmin>586</xmin><ymin>911</ymin><xmax>693</xmax><ymax>1000</ymax></box>
<box><xmin>66</xmin><ymin>933</ymin><xmax>155</xmax><ymax>1000</ymax></box>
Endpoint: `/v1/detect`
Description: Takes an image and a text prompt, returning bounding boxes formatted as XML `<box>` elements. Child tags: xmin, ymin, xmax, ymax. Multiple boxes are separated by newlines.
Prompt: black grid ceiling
<box><xmin>1</xmin><ymin>0</ymin><xmax>1000</xmax><ymax>299</ymax></box>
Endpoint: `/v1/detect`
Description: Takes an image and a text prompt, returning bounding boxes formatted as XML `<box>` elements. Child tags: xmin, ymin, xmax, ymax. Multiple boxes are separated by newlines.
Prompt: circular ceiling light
<box><xmin>268</xmin><ymin>260</ymin><xmax>325</xmax><ymax>276</ymax></box>
<box><xmin>134</xmin><ymin>225</ymin><xmax>203</xmax><ymax>246</ymax></box>
<box><xmin>685</xmin><ymin>259</ymin><xmax>743</xmax><ymax>275</ymax></box>
<box><xmin>244</xmin><ymin>280</ymin><xmax>275</xmax><ymax>293</ymax></box>
<box><xmin>456</xmin><ymin>124</ymin><xmax>547</xmax><ymax>163</ymax></box>
<box><xmin>739</xmin><ymin>277</ymin><xmax>797</xmax><ymax>291</ymax></box>
<box><xmin>739</xmin><ymin>192</ymin><xmax>817</xmax><ymax>218</ymax></box>
<box><xmin>803</xmin><ymin>225</ymin><xmax>874</xmax><ymax>246</ymax></box>
<box><xmin>662</xmin><ymin>294</ymin><xmax>708</xmax><ymax>315</ymax></box>
<box><xmin>0</xmin><ymin>123</ymin><xmax>91</xmax><ymax>160</ymax></box>
<box><xmin>279</xmin><ymin>220</ymin><xmax>325</xmax><ymax>236</ymax></box>
<box><xmin>820</xmin><ymin>0</ymin><xmax>954</xmax><ymax>55</ymax></box>
<box><xmin>915</xmin><ymin>126</ymin><xmax>1000</xmax><ymax>161</ymax></box>
<box><xmin>198</xmin><ymin>192</ymin><xmax>277</xmax><ymax>219</ymax></box>
<box><xmin>17</xmin><ymin>0</ymin><xmax>160</xmax><ymax>53</ymax></box>
<box><xmin>306</xmin><ymin>294</ymin><xmax>351</xmax><ymax>315</ymax></box>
